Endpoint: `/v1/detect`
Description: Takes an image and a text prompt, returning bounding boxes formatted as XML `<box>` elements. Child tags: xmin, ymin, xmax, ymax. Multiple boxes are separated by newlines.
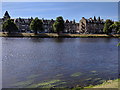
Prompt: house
<box><xmin>79</xmin><ymin>16</ymin><xmax>105</xmax><ymax>34</ymax></box>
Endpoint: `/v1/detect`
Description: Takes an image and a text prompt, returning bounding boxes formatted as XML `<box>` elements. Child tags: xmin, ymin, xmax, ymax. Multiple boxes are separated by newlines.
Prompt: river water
<box><xmin>2</xmin><ymin>37</ymin><xmax>119</xmax><ymax>88</ymax></box>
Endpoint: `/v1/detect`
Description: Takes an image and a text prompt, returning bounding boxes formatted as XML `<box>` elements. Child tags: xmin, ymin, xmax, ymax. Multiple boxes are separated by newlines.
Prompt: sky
<box><xmin>0</xmin><ymin>2</ymin><xmax>119</xmax><ymax>22</ymax></box>
<box><xmin>1</xmin><ymin>0</ymin><xmax>120</xmax><ymax>2</ymax></box>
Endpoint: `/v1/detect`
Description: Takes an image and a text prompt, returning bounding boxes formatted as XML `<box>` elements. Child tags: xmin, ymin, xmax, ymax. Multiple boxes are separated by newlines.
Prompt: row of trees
<box><xmin>2</xmin><ymin>19</ymin><xmax>18</xmax><ymax>33</ymax></box>
<box><xmin>103</xmin><ymin>19</ymin><xmax>120</xmax><ymax>34</ymax></box>
<box><xmin>2</xmin><ymin>16</ymin><xmax>65</xmax><ymax>34</ymax></box>
<box><xmin>30</xmin><ymin>17</ymin><xmax>44</xmax><ymax>34</ymax></box>
<box><xmin>30</xmin><ymin>16</ymin><xmax>65</xmax><ymax>34</ymax></box>
<box><xmin>2</xmin><ymin>17</ymin><xmax>120</xmax><ymax>34</ymax></box>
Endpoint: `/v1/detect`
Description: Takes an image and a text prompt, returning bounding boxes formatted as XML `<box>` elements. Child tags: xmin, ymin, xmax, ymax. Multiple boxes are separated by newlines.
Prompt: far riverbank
<box><xmin>0</xmin><ymin>32</ymin><xmax>120</xmax><ymax>38</ymax></box>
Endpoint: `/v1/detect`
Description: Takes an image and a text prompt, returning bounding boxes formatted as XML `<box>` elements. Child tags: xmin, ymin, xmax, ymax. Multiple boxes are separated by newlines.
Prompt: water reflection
<box><xmin>102</xmin><ymin>38</ymin><xmax>113</xmax><ymax>43</ymax></box>
<box><xmin>80</xmin><ymin>38</ymin><xmax>118</xmax><ymax>43</ymax></box>
<box><xmin>54</xmin><ymin>38</ymin><xmax>64</xmax><ymax>43</ymax></box>
<box><xmin>2</xmin><ymin>37</ymin><xmax>118</xmax><ymax>88</ymax></box>
<box><xmin>30</xmin><ymin>38</ymin><xmax>44</xmax><ymax>42</ymax></box>
<box><xmin>80</xmin><ymin>38</ymin><xmax>100</xmax><ymax>43</ymax></box>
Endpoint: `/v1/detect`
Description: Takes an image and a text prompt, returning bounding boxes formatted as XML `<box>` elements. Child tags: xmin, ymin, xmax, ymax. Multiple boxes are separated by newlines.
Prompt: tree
<box><xmin>30</xmin><ymin>17</ymin><xmax>44</xmax><ymax>34</ymax></box>
<box><xmin>94</xmin><ymin>16</ymin><xmax>97</xmax><ymax>21</ymax></box>
<box><xmin>53</xmin><ymin>16</ymin><xmax>65</xmax><ymax>34</ymax></box>
<box><xmin>109</xmin><ymin>21</ymin><xmax>120</xmax><ymax>34</ymax></box>
<box><xmin>103</xmin><ymin>19</ymin><xmax>113</xmax><ymax>34</ymax></box>
<box><xmin>98</xmin><ymin>16</ymin><xmax>101</xmax><ymax>21</ymax></box>
<box><xmin>4</xmin><ymin>11</ymin><xmax>11</xmax><ymax>20</ymax></box>
<box><xmin>2</xmin><ymin>19</ymin><xmax>18</xmax><ymax>33</ymax></box>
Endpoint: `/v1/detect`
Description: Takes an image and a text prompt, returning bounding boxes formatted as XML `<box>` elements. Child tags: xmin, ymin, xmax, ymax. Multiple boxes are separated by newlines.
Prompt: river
<box><xmin>2</xmin><ymin>37</ymin><xmax>119</xmax><ymax>88</ymax></box>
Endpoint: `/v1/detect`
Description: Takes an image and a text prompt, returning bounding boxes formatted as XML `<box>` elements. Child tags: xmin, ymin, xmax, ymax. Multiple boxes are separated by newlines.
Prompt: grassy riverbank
<box><xmin>0</xmin><ymin>32</ymin><xmax>120</xmax><ymax>38</ymax></box>
<box><xmin>11</xmin><ymin>79</ymin><xmax>119</xmax><ymax>89</ymax></box>
<box><xmin>73</xmin><ymin>79</ymin><xmax>119</xmax><ymax>90</ymax></box>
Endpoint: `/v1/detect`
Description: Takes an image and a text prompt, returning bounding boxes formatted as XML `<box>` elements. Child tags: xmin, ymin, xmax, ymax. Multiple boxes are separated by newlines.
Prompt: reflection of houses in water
<box><xmin>80</xmin><ymin>38</ymin><xmax>112</xmax><ymax>43</ymax></box>
<box><xmin>79</xmin><ymin>38</ymin><xmax>100</xmax><ymax>43</ymax></box>
<box><xmin>0</xmin><ymin>11</ymin><xmax>105</xmax><ymax>34</ymax></box>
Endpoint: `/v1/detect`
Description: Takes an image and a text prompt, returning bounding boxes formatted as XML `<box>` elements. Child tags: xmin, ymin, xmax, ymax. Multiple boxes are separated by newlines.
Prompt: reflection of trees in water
<box><xmin>30</xmin><ymin>37</ymin><xmax>114</xmax><ymax>44</ymax></box>
<box><xmin>30</xmin><ymin>38</ymin><xmax>44</xmax><ymax>42</ymax></box>
<box><xmin>54</xmin><ymin>38</ymin><xmax>77</xmax><ymax>43</ymax></box>
<box><xmin>31</xmin><ymin>38</ymin><xmax>75</xmax><ymax>43</ymax></box>
<box><xmin>54</xmin><ymin>38</ymin><xmax>64</xmax><ymax>43</ymax></box>
<box><xmin>80</xmin><ymin>38</ymin><xmax>99</xmax><ymax>43</ymax></box>
<box><xmin>80</xmin><ymin>38</ymin><xmax>112</xmax><ymax>43</ymax></box>
<box><xmin>102</xmin><ymin>38</ymin><xmax>112</xmax><ymax>43</ymax></box>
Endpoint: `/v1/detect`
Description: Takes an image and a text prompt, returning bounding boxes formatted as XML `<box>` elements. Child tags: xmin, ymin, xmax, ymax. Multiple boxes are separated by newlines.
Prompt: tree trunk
<box><xmin>34</xmin><ymin>30</ymin><xmax>37</xmax><ymax>34</ymax></box>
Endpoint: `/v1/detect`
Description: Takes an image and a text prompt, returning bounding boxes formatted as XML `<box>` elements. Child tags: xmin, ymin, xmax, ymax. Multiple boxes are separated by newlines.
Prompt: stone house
<box><xmin>14</xmin><ymin>18</ymin><xmax>32</xmax><ymax>32</ymax></box>
<box><xmin>64</xmin><ymin>19</ymin><xmax>79</xmax><ymax>33</ymax></box>
<box><xmin>1</xmin><ymin>11</ymin><xmax>107</xmax><ymax>34</ymax></box>
<box><xmin>79</xmin><ymin>17</ymin><xmax>105</xmax><ymax>34</ymax></box>
<box><xmin>1</xmin><ymin>11</ymin><xmax>80</xmax><ymax>33</ymax></box>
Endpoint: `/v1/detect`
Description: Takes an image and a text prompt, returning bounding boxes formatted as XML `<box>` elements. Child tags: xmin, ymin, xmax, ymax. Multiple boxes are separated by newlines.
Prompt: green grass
<box><xmin>71</xmin><ymin>72</ymin><xmax>82</xmax><ymax>77</ymax></box>
<box><xmin>92</xmin><ymin>79</ymin><xmax>119</xmax><ymax>88</ymax></box>
<box><xmin>27</xmin><ymin>74</ymin><xmax>40</xmax><ymax>79</ymax></box>
<box><xmin>10</xmin><ymin>78</ymin><xmax>119</xmax><ymax>89</ymax></box>
<box><xmin>70</xmin><ymin>79</ymin><xmax>120</xmax><ymax>90</ymax></box>
<box><xmin>117</xmin><ymin>43</ymin><xmax>120</xmax><ymax>46</ymax></box>
<box><xmin>27</xmin><ymin>79</ymin><xmax>62</xmax><ymax>88</ymax></box>
<box><xmin>76</xmin><ymin>79</ymin><xmax>120</xmax><ymax>90</ymax></box>
<box><xmin>91</xmin><ymin>71</ymin><xmax>97</xmax><ymax>73</ymax></box>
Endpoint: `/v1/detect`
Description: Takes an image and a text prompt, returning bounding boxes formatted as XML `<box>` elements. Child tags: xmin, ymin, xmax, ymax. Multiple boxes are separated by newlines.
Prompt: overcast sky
<box><xmin>1</xmin><ymin>2</ymin><xmax>119</xmax><ymax>22</ymax></box>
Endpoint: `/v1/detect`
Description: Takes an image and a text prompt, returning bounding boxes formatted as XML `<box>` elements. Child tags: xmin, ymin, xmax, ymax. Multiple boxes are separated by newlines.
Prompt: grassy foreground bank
<box><xmin>0</xmin><ymin>32</ymin><xmax>120</xmax><ymax>38</ymax></box>
<box><xmin>86</xmin><ymin>79</ymin><xmax>119</xmax><ymax>89</ymax></box>
<box><xmin>1</xmin><ymin>79</ymin><xmax>119</xmax><ymax>90</ymax></box>
<box><xmin>73</xmin><ymin>79</ymin><xmax>120</xmax><ymax>90</ymax></box>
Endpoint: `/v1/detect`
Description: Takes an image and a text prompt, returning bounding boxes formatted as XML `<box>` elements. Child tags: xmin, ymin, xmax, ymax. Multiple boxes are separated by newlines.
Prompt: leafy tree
<box><xmin>103</xmin><ymin>19</ymin><xmax>113</xmax><ymax>34</ymax></box>
<box><xmin>53</xmin><ymin>16</ymin><xmax>65</xmax><ymax>34</ymax></box>
<box><xmin>98</xmin><ymin>16</ymin><xmax>101</xmax><ymax>21</ymax></box>
<box><xmin>30</xmin><ymin>17</ymin><xmax>44</xmax><ymax>34</ymax></box>
<box><xmin>109</xmin><ymin>21</ymin><xmax>120</xmax><ymax>34</ymax></box>
<box><xmin>2</xmin><ymin>19</ymin><xmax>18</xmax><ymax>33</ymax></box>
<box><xmin>94</xmin><ymin>16</ymin><xmax>97</xmax><ymax>21</ymax></box>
